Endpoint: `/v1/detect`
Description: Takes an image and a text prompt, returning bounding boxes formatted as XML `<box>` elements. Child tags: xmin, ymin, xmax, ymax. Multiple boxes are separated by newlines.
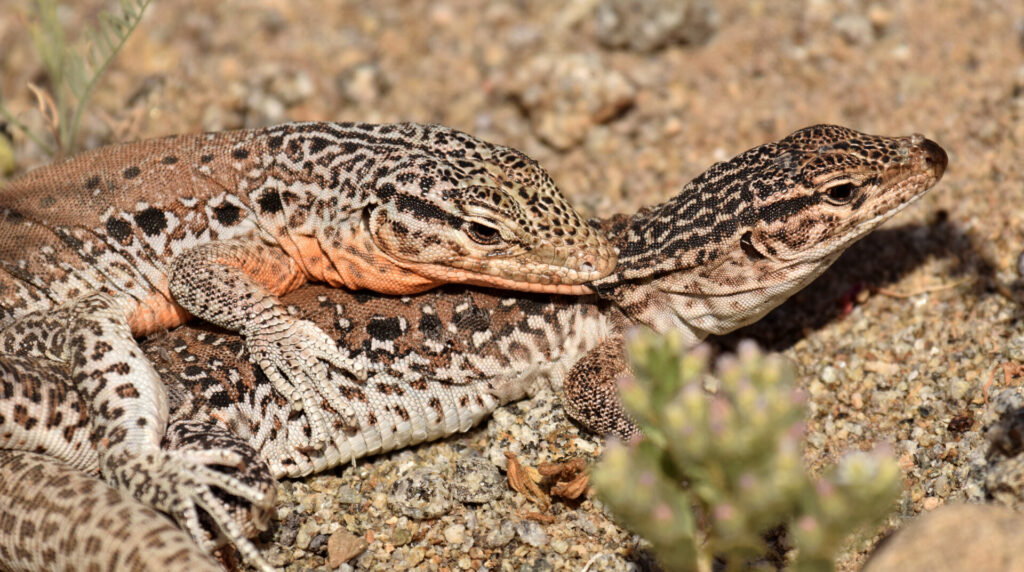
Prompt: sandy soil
<box><xmin>2</xmin><ymin>1</ymin><xmax>1024</xmax><ymax>570</ymax></box>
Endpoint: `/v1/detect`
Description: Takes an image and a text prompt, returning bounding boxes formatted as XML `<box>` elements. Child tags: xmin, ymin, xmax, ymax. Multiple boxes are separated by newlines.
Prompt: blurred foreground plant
<box><xmin>591</xmin><ymin>331</ymin><xmax>900</xmax><ymax>572</ymax></box>
<box><xmin>0</xmin><ymin>0</ymin><xmax>153</xmax><ymax>158</ymax></box>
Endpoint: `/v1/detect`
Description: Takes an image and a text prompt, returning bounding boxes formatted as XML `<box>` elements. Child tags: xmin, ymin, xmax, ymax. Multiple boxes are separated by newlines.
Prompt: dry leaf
<box><xmin>538</xmin><ymin>457</ymin><xmax>586</xmax><ymax>480</ymax></box>
<box><xmin>505</xmin><ymin>451</ymin><xmax>549</xmax><ymax>509</ymax></box>
<box><xmin>26</xmin><ymin>83</ymin><xmax>60</xmax><ymax>153</ymax></box>
<box><xmin>550</xmin><ymin>472</ymin><xmax>589</xmax><ymax>501</ymax></box>
<box><xmin>523</xmin><ymin>511</ymin><xmax>557</xmax><ymax>524</ymax></box>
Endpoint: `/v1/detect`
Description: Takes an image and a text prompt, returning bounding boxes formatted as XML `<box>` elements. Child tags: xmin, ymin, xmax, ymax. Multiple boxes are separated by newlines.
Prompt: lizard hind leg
<box><xmin>163</xmin><ymin>419</ymin><xmax>279</xmax><ymax>572</ymax></box>
<box><xmin>0</xmin><ymin>292</ymin><xmax>276</xmax><ymax>571</ymax></box>
<box><xmin>0</xmin><ymin>450</ymin><xmax>224</xmax><ymax>572</ymax></box>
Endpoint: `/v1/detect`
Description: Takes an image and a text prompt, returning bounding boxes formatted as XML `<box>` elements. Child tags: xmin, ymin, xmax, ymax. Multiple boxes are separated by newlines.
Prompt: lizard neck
<box><xmin>271</xmin><ymin>216</ymin><xmax>445</xmax><ymax>295</ymax></box>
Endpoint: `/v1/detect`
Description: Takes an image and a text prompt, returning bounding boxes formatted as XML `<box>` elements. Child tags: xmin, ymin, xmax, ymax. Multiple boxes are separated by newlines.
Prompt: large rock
<box><xmin>864</xmin><ymin>503</ymin><xmax>1024</xmax><ymax>571</ymax></box>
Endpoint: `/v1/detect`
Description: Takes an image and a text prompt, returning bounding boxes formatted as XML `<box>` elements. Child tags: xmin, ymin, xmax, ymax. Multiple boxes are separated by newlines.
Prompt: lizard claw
<box><xmin>243</xmin><ymin>316</ymin><xmax>361</xmax><ymax>449</ymax></box>
<box><xmin>108</xmin><ymin>421</ymin><xmax>278</xmax><ymax>572</ymax></box>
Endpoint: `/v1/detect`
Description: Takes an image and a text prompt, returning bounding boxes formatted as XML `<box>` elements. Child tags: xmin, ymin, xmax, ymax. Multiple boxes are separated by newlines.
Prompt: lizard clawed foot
<box><xmin>243</xmin><ymin>316</ymin><xmax>361</xmax><ymax>450</ymax></box>
<box><xmin>106</xmin><ymin>421</ymin><xmax>279</xmax><ymax>572</ymax></box>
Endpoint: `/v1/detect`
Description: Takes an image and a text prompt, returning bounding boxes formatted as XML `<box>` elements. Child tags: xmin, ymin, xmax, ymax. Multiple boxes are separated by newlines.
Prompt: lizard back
<box><xmin>0</xmin><ymin>130</ymin><xmax>257</xmax><ymax>331</ymax></box>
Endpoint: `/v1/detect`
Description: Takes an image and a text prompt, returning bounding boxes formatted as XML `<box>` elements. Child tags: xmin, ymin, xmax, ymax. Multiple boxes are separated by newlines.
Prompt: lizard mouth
<box><xmin>400</xmin><ymin>261</ymin><xmax>598</xmax><ymax>295</ymax></box>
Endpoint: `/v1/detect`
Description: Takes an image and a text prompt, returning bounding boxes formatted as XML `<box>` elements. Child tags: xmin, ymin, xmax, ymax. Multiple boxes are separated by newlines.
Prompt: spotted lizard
<box><xmin>0</xmin><ymin>125</ymin><xmax>947</xmax><ymax>570</ymax></box>
<box><xmin>0</xmin><ymin>122</ymin><xmax>614</xmax><ymax>570</ymax></box>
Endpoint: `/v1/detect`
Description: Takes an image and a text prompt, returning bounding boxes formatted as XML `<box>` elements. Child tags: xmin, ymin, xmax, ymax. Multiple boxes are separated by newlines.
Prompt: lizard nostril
<box><xmin>579</xmin><ymin>261</ymin><xmax>595</xmax><ymax>274</ymax></box>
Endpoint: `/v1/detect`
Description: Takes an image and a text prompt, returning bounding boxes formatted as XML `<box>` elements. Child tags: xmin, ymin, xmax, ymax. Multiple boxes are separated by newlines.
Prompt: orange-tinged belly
<box><xmin>127</xmin><ymin>292</ymin><xmax>191</xmax><ymax>336</ymax></box>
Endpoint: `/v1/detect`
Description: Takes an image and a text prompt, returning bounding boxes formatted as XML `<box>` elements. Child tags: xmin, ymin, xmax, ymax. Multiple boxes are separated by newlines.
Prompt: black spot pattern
<box><xmin>258</xmin><ymin>191</ymin><xmax>283</xmax><ymax>214</ymax></box>
<box><xmin>105</xmin><ymin>218</ymin><xmax>133</xmax><ymax>243</ymax></box>
<box><xmin>213</xmin><ymin>204</ymin><xmax>242</xmax><ymax>226</ymax></box>
<box><xmin>134</xmin><ymin>207</ymin><xmax>168</xmax><ymax>236</ymax></box>
<box><xmin>367</xmin><ymin>316</ymin><xmax>403</xmax><ymax>341</ymax></box>
<box><xmin>418</xmin><ymin>312</ymin><xmax>442</xmax><ymax>340</ymax></box>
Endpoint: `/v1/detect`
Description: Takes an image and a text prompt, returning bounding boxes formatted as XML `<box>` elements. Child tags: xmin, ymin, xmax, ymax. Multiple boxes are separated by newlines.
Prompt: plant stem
<box><xmin>0</xmin><ymin>104</ymin><xmax>55</xmax><ymax>156</ymax></box>
<box><xmin>66</xmin><ymin>0</ymin><xmax>153</xmax><ymax>152</ymax></box>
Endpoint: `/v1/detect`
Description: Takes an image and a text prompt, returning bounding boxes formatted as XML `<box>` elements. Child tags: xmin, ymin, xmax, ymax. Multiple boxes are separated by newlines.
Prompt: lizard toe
<box><xmin>160</xmin><ymin>420</ymin><xmax>279</xmax><ymax>571</ymax></box>
<box><xmin>244</xmin><ymin>317</ymin><xmax>360</xmax><ymax>446</ymax></box>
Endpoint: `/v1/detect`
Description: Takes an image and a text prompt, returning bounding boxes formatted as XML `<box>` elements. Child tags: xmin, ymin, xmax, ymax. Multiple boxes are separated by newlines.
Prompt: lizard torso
<box><xmin>0</xmin><ymin>121</ymin><xmax>615</xmax><ymax>335</ymax></box>
<box><xmin>152</xmin><ymin>285</ymin><xmax>610</xmax><ymax>476</ymax></box>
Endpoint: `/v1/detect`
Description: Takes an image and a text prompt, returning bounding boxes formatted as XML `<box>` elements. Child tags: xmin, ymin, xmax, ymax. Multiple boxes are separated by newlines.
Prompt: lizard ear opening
<box><xmin>740</xmin><ymin>230</ymin><xmax>767</xmax><ymax>261</ymax></box>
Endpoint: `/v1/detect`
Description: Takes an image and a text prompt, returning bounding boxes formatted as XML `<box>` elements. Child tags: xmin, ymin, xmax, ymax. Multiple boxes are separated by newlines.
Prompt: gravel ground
<box><xmin>2</xmin><ymin>1</ymin><xmax>1024</xmax><ymax>570</ymax></box>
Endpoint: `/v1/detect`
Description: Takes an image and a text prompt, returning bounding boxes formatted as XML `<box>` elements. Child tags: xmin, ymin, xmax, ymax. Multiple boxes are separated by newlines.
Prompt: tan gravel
<box><xmin>3</xmin><ymin>0</ymin><xmax>1024</xmax><ymax>570</ymax></box>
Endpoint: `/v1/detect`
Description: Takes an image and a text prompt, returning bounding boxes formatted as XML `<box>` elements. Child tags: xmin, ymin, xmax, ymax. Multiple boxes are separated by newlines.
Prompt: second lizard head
<box><xmin>593</xmin><ymin>124</ymin><xmax>948</xmax><ymax>339</ymax></box>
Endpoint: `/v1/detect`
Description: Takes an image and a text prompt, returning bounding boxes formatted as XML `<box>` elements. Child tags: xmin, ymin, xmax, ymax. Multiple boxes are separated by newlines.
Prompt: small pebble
<box><xmin>327</xmin><ymin>529</ymin><xmax>368</xmax><ymax>568</ymax></box>
<box><xmin>451</xmin><ymin>456</ymin><xmax>505</xmax><ymax>504</ymax></box>
<box><xmin>276</xmin><ymin>512</ymin><xmax>303</xmax><ymax>547</ymax></box>
<box><xmin>406</xmin><ymin>547</ymin><xmax>426</xmax><ymax>567</ymax></box>
<box><xmin>307</xmin><ymin>533</ymin><xmax>330</xmax><ymax>555</ymax></box>
<box><xmin>515</xmin><ymin>520</ymin><xmax>549</xmax><ymax>548</ymax></box>
<box><xmin>391</xmin><ymin>521</ymin><xmax>415</xmax><ymax>547</ymax></box>
<box><xmin>820</xmin><ymin>365</ymin><xmax>839</xmax><ymax>386</ymax></box>
<box><xmin>443</xmin><ymin>523</ymin><xmax>467</xmax><ymax>544</ymax></box>
<box><xmin>484</xmin><ymin>520</ymin><xmax>517</xmax><ymax>548</ymax></box>
<box><xmin>335</xmin><ymin>485</ymin><xmax>362</xmax><ymax>505</ymax></box>
<box><xmin>388</xmin><ymin>468</ymin><xmax>453</xmax><ymax>520</ymax></box>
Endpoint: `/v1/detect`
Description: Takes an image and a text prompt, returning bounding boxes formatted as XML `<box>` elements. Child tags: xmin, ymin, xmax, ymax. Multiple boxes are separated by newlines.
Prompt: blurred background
<box><xmin>2</xmin><ymin>1</ymin><xmax>1024</xmax><ymax>570</ymax></box>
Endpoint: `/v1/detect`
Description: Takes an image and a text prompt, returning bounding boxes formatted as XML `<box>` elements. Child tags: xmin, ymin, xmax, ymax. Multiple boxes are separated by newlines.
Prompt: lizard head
<box><xmin>366</xmin><ymin>130</ymin><xmax>617</xmax><ymax>294</ymax></box>
<box><xmin>593</xmin><ymin>124</ymin><xmax>948</xmax><ymax>339</ymax></box>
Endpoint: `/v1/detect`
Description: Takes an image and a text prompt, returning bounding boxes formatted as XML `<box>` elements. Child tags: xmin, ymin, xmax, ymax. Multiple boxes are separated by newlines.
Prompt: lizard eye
<box><xmin>466</xmin><ymin>221</ymin><xmax>501</xmax><ymax>245</ymax></box>
<box><xmin>824</xmin><ymin>182</ymin><xmax>858</xmax><ymax>205</ymax></box>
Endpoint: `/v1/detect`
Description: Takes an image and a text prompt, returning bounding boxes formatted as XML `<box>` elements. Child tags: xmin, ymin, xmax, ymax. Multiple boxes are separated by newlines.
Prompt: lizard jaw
<box><xmin>393</xmin><ymin>264</ymin><xmax>600</xmax><ymax>295</ymax></box>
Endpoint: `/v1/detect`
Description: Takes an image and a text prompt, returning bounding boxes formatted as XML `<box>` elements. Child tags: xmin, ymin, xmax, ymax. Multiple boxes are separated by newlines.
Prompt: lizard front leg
<box><xmin>561</xmin><ymin>335</ymin><xmax>642</xmax><ymax>442</ymax></box>
<box><xmin>169</xmin><ymin>238</ymin><xmax>363</xmax><ymax>450</ymax></box>
<box><xmin>0</xmin><ymin>293</ymin><xmax>277</xmax><ymax>571</ymax></box>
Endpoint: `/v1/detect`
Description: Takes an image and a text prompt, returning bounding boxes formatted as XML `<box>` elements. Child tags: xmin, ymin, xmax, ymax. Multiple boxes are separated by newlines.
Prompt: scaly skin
<box><xmin>0</xmin><ymin>122</ymin><xmax>614</xmax><ymax>448</ymax></box>
<box><xmin>0</xmin><ymin>126</ymin><xmax>947</xmax><ymax>569</ymax></box>
<box><xmin>0</xmin><ymin>122</ymin><xmax>613</xmax><ymax>571</ymax></box>
<box><xmin>0</xmin><ymin>451</ymin><xmax>224</xmax><ymax>572</ymax></box>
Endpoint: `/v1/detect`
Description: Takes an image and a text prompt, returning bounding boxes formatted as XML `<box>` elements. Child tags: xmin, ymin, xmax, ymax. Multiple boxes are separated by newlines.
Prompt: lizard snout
<box><xmin>918</xmin><ymin>137</ymin><xmax>948</xmax><ymax>178</ymax></box>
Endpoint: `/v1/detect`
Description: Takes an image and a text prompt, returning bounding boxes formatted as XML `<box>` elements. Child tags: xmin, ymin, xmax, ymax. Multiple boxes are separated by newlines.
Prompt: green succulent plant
<box><xmin>592</xmin><ymin>331</ymin><xmax>900</xmax><ymax>572</ymax></box>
